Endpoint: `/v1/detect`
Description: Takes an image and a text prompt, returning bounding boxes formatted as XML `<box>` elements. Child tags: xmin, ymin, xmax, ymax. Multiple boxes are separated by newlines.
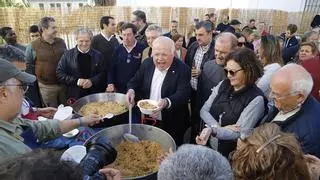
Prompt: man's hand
<box><xmin>99</xmin><ymin>168</ymin><xmax>121</xmax><ymax>180</ymax></box>
<box><xmin>157</xmin><ymin>99</ymin><xmax>168</xmax><ymax>110</ymax></box>
<box><xmin>81</xmin><ymin>114</ymin><xmax>103</xmax><ymax>126</ymax></box>
<box><xmin>77</xmin><ymin>78</ymin><xmax>85</xmax><ymax>87</ymax></box>
<box><xmin>82</xmin><ymin>79</ymin><xmax>93</xmax><ymax>89</ymax></box>
<box><xmin>126</xmin><ymin>89</ymin><xmax>135</xmax><ymax>105</ymax></box>
<box><xmin>106</xmin><ymin>84</ymin><xmax>115</xmax><ymax>92</ymax></box>
<box><xmin>37</xmin><ymin>107</ymin><xmax>57</xmax><ymax>118</ymax></box>
<box><xmin>150</xmin><ymin>99</ymin><xmax>168</xmax><ymax>119</ymax></box>
<box><xmin>191</xmin><ymin>68</ymin><xmax>200</xmax><ymax>77</ymax></box>
<box><xmin>78</xmin><ymin>79</ymin><xmax>92</xmax><ymax>89</ymax></box>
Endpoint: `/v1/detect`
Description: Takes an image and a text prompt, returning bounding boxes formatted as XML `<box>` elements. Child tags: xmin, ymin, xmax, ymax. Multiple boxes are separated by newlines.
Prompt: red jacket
<box><xmin>301</xmin><ymin>55</ymin><xmax>320</xmax><ymax>102</ymax></box>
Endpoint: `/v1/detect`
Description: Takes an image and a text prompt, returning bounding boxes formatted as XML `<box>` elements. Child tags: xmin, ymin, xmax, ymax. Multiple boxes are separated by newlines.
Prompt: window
<box><xmin>79</xmin><ymin>3</ymin><xmax>83</xmax><ymax>7</ymax></box>
<box><xmin>67</xmin><ymin>3</ymin><xmax>71</xmax><ymax>8</ymax></box>
<box><xmin>56</xmin><ymin>3</ymin><xmax>61</xmax><ymax>8</ymax></box>
<box><xmin>39</xmin><ymin>3</ymin><xmax>44</xmax><ymax>9</ymax></box>
<box><xmin>50</xmin><ymin>3</ymin><xmax>55</xmax><ymax>8</ymax></box>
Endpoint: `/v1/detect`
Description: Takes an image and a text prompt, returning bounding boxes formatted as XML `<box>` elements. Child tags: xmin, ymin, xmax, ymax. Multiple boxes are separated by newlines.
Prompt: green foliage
<box><xmin>0</xmin><ymin>0</ymin><xmax>30</xmax><ymax>7</ymax></box>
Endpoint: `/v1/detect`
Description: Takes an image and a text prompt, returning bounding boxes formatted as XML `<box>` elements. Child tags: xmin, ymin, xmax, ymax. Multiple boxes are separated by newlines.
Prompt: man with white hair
<box><xmin>56</xmin><ymin>28</ymin><xmax>105</xmax><ymax>100</ymax></box>
<box><xmin>142</xmin><ymin>24</ymin><xmax>162</xmax><ymax>61</ymax></box>
<box><xmin>268</xmin><ymin>63</ymin><xmax>320</xmax><ymax>157</ymax></box>
<box><xmin>126</xmin><ymin>36</ymin><xmax>191</xmax><ymax>145</ymax></box>
<box><xmin>158</xmin><ymin>144</ymin><xmax>234</xmax><ymax>180</ymax></box>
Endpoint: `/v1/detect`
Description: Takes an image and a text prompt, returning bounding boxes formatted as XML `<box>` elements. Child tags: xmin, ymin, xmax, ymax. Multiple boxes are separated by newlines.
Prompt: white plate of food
<box><xmin>63</xmin><ymin>129</ymin><xmax>79</xmax><ymax>138</ymax></box>
<box><xmin>137</xmin><ymin>100</ymin><xmax>160</xmax><ymax>115</ymax></box>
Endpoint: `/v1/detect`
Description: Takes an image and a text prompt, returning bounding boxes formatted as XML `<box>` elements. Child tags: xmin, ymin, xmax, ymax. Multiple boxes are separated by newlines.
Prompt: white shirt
<box><xmin>100</xmin><ymin>32</ymin><xmax>114</xmax><ymax>42</ymax></box>
<box><xmin>272</xmin><ymin>107</ymin><xmax>301</xmax><ymax>122</ymax></box>
<box><xmin>175</xmin><ymin>49</ymin><xmax>181</xmax><ymax>59</ymax></box>
<box><xmin>123</xmin><ymin>40</ymin><xmax>137</xmax><ymax>53</ymax></box>
<box><xmin>150</xmin><ymin>68</ymin><xmax>168</xmax><ymax>120</ymax></box>
<box><xmin>77</xmin><ymin>46</ymin><xmax>90</xmax><ymax>54</ymax></box>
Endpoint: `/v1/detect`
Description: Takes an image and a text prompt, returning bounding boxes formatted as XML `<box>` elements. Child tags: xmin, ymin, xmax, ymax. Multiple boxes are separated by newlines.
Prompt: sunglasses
<box><xmin>224</xmin><ymin>69</ymin><xmax>243</xmax><ymax>76</ymax></box>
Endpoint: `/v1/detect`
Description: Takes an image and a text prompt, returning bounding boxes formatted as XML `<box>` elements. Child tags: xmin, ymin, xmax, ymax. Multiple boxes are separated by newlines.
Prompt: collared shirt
<box><xmin>191</xmin><ymin>43</ymin><xmax>210</xmax><ymax>90</ymax></box>
<box><xmin>272</xmin><ymin>107</ymin><xmax>301</xmax><ymax>122</ymax></box>
<box><xmin>123</xmin><ymin>40</ymin><xmax>137</xmax><ymax>53</ymax></box>
<box><xmin>284</xmin><ymin>37</ymin><xmax>292</xmax><ymax>48</ymax></box>
<box><xmin>77</xmin><ymin>46</ymin><xmax>90</xmax><ymax>54</ymax></box>
<box><xmin>0</xmin><ymin>117</ymin><xmax>61</xmax><ymax>163</ymax></box>
<box><xmin>100</xmin><ymin>32</ymin><xmax>114</xmax><ymax>42</ymax></box>
<box><xmin>175</xmin><ymin>49</ymin><xmax>181</xmax><ymax>59</ymax></box>
<box><xmin>150</xmin><ymin>67</ymin><xmax>169</xmax><ymax>120</ymax></box>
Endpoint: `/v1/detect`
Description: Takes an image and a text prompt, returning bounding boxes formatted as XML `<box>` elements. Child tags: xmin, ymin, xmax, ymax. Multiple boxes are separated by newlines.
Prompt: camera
<box><xmin>80</xmin><ymin>136</ymin><xmax>117</xmax><ymax>180</ymax></box>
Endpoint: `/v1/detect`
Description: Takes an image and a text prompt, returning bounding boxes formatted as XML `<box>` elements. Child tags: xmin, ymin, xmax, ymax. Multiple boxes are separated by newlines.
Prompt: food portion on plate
<box><xmin>79</xmin><ymin>101</ymin><xmax>127</xmax><ymax>117</ymax></box>
<box><xmin>137</xmin><ymin>100</ymin><xmax>160</xmax><ymax>115</ymax></box>
<box><xmin>139</xmin><ymin>101</ymin><xmax>158</xmax><ymax>110</ymax></box>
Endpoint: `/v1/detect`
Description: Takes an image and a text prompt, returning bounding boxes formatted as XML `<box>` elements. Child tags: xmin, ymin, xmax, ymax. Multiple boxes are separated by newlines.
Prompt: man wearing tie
<box><xmin>126</xmin><ymin>36</ymin><xmax>191</xmax><ymax>145</ymax></box>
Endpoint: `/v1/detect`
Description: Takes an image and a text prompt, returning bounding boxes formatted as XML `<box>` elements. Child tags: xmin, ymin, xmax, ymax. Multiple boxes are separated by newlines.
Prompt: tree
<box><xmin>0</xmin><ymin>0</ymin><xmax>30</xmax><ymax>7</ymax></box>
<box><xmin>94</xmin><ymin>0</ymin><xmax>116</xmax><ymax>6</ymax></box>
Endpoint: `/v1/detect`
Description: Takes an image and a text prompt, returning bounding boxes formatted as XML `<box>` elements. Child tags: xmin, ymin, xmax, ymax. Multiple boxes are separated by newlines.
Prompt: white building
<box><xmin>28</xmin><ymin>0</ymin><xmax>95</xmax><ymax>9</ymax></box>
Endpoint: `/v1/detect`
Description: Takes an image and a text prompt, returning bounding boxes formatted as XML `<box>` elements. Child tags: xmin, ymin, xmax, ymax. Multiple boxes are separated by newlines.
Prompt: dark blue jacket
<box><xmin>273</xmin><ymin>96</ymin><xmax>320</xmax><ymax>158</ymax></box>
<box><xmin>56</xmin><ymin>47</ymin><xmax>105</xmax><ymax>99</ymax></box>
<box><xmin>108</xmin><ymin>42</ymin><xmax>145</xmax><ymax>93</ymax></box>
<box><xmin>282</xmin><ymin>36</ymin><xmax>299</xmax><ymax>64</ymax></box>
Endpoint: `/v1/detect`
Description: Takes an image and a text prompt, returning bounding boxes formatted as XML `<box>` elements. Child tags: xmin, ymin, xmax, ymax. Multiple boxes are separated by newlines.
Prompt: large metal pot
<box><xmin>84</xmin><ymin>124</ymin><xmax>176</xmax><ymax>180</ymax></box>
<box><xmin>72</xmin><ymin>92</ymin><xmax>128</xmax><ymax>115</ymax></box>
<box><xmin>71</xmin><ymin>93</ymin><xmax>129</xmax><ymax>127</ymax></box>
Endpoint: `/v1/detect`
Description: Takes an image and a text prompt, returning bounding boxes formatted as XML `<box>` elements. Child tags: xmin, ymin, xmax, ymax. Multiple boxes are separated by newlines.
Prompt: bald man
<box><xmin>126</xmin><ymin>36</ymin><xmax>191</xmax><ymax>145</ymax></box>
<box><xmin>267</xmin><ymin>64</ymin><xmax>320</xmax><ymax>157</ymax></box>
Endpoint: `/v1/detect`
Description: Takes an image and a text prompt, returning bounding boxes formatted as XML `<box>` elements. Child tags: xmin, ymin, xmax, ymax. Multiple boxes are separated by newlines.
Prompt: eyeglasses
<box><xmin>2</xmin><ymin>84</ymin><xmax>29</xmax><ymax>94</ymax></box>
<box><xmin>269</xmin><ymin>91</ymin><xmax>298</xmax><ymax>100</ymax></box>
<box><xmin>237</xmin><ymin>42</ymin><xmax>245</xmax><ymax>47</ymax></box>
<box><xmin>224</xmin><ymin>69</ymin><xmax>243</xmax><ymax>76</ymax></box>
<box><xmin>256</xmin><ymin>134</ymin><xmax>281</xmax><ymax>153</ymax></box>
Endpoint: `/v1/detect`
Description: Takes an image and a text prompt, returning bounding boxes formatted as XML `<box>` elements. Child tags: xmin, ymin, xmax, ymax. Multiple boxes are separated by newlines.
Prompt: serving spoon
<box><xmin>103</xmin><ymin>113</ymin><xmax>114</xmax><ymax>119</ymax></box>
<box><xmin>123</xmin><ymin>104</ymin><xmax>140</xmax><ymax>142</ymax></box>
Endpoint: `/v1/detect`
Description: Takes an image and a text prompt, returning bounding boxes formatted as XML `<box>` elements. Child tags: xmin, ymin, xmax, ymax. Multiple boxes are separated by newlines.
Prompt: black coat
<box><xmin>282</xmin><ymin>36</ymin><xmax>299</xmax><ymax>64</ymax></box>
<box><xmin>185</xmin><ymin>40</ymin><xmax>215</xmax><ymax>70</ymax></box>
<box><xmin>224</xmin><ymin>26</ymin><xmax>236</xmax><ymax>34</ymax></box>
<box><xmin>56</xmin><ymin>47</ymin><xmax>106</xmax><ymax>100</ymax></box>
<box><xmin>127</xmin><ymin>57</ymin><xmax>191</xmax><ymax>145</ymax></box>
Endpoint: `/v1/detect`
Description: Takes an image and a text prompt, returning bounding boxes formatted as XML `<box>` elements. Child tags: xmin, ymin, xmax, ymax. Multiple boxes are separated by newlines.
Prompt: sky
<box><xmin>117</xmin><ymin>0</ymin><xmax>306</xmax><ymax>12</ymax></box>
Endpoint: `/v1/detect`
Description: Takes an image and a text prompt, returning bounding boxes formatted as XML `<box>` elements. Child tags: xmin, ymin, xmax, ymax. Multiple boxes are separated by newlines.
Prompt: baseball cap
<box><xmin>0</xmin><ymin>59</ymin><xmax>36</xmax><ymax>83</ymax></box>
<box><xmin>230</xmin><ymin>19</ymin><xmax>241</xmax><ymax>25</ymax></box>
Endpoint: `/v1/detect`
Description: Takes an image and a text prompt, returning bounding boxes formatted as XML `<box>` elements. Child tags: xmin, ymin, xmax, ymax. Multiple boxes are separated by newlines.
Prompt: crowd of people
<box><xmin>0</xmin><ymin>9</ymin><xmax>320</xmax><ymax>179</ymax></box>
